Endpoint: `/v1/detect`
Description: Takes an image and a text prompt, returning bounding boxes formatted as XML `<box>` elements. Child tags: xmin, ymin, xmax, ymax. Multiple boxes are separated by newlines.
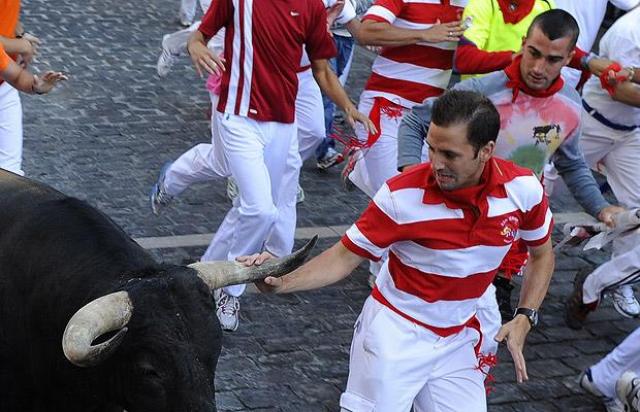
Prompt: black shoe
<box><xmin>564</xmin><ymin>268</ymin><xmax>595</xmax><ymax>330</ymax></box>
<box><xmin>493</xmin><ymin>276</ymin><xmax>514</xmax><ymax>323</ymax></box>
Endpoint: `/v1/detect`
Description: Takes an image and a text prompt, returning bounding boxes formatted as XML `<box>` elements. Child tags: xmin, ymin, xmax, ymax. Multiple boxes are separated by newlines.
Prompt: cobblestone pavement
<box><xmin>20</xmin><ymin>0</ymin><xmax>639</xmax><ymax>410</ymax></box>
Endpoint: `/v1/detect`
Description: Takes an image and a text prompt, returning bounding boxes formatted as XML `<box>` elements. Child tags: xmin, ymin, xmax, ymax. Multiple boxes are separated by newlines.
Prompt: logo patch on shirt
<box><xmin>290</xmin><ymin>10</ymin><xmax>300</xmax><ymax>16</ymax></box>
<box><xmin>532</xmin><ymin>124</ymin><xmax>561</xmax><ymax>146</ymax></box>
<box><xmin>500</xmin><ymin>216</ymin><xmax>520</xmax><ymax>243</ymax></box>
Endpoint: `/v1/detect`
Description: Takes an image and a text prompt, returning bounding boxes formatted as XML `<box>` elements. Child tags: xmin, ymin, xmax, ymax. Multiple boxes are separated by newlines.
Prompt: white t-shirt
<box><xmin>582</xmin><ymin>6</ymin><xmax>640</xmax><ymax>127</ymax></box>
<box><xmin>556</xmin><ymin>0</ymin><xmax>640</xmax><ymax>88</ymax></box>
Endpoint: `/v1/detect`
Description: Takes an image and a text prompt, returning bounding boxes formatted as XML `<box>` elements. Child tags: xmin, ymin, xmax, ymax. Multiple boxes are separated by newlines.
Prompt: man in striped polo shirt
<box><xmin>345</xmin><ymin>0</ymin><xmax>467</xmax><ymax>199</ymax></box>
<box><xmin>247</xmin><ymin>90</ymin><xmax>555</xmax><ymax>411</ymax></box>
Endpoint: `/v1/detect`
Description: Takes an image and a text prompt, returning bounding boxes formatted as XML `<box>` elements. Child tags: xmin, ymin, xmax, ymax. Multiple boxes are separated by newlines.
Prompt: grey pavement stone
<box><xmin>17</xmin><ymin>0</ymin><xmax>640</xmax><ymax>411</ymax></box>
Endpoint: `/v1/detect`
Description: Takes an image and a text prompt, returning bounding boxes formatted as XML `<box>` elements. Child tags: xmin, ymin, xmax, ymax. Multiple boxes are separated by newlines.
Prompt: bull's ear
<box><xmin>62</xmin><ymin>291</ymin><xmax>133</xmax><ymax>367</ymax></box>
<box><xmin>189</xmin><ymin>235</ymin><xmax>318</xmax><ymax>290</ymax></box>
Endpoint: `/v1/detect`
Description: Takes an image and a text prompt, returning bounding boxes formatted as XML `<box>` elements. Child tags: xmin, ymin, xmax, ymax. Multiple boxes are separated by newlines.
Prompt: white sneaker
<box><xmin>214</xmin><ymin>289</ymin><xmax>240</xmax><ymax>332</ymax></box>
<box><xmin>157</xmin><ymin>34</ymin><xmax>180</xmax><ymax>77</ymax></box>
<box><xmin>579</xmin><ymin>369</ymin><xmax>625</xmax><ymax>412</ymax></box>
<box><xmin>611</xmin><ymin>285</ymin><xmax>640</xmax><ymax>318</ymax></box>
<box><xmin>616</xmin><ymin>371</ymin><xmax>640</xmax><ymax>412</ymax></box>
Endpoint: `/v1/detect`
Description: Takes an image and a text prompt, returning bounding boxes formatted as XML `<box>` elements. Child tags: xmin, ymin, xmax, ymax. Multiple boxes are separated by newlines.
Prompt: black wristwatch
<box><xmin>513</xmin><ymin>307</ymin><xmax>539</xmax><ymax>327</ymax></box>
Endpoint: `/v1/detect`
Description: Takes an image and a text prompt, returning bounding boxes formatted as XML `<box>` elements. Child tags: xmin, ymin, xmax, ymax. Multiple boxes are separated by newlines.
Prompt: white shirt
<box><xmin>582</xmin><ymin>6</ymin><xmax>640</xmax><ymax>127</ymax></box>
<box><xmin>556</xmin><ymin>0</ymin><xmax>640</xmax><ymax>88</ymax></box>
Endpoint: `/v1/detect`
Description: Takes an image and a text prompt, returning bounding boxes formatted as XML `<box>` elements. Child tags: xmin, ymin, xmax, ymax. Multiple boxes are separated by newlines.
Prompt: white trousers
<box><xmin>295</xmin><ymin>69</ymin><xmax>325</xmax><ymax>162</ymax></box>
<box><xmin>579</xmin><ymin>111</ymin><xmax>640</xmax><ymax>304</ymax></box>
<box><xmin>348</xmin><ymin>96</ymin><xmax>407</xmax><ymax>198</ymax></box>
<box><xmin>164</xmin><ymin>93</ymin><xmax>228</xmax><ymax>196</ymax></box>
<box><xmin>179</xmin><ymin>0</ymin><xmax>211</xmax><ymax>23</ymax></box>
<box><xmin>163</xmin><ymin>95</ymin><xmax>301</xmax><ymax>297</ymax></box>
<box><xmin>0</xmin><ymin>82</ymin><xmax>23</xmax><ymax>175</ymax></box>
<box><xmin>340</xmin><ymin>297</ymin><xmax>486</xmax><ymax>412</ymax></box>
<box><xmin>201</xmin><ymin>112</ymin><xmax>300</xmax><ymax>297</ymax></box>
<box><xmin>591</xmin><ymin>325</ymin><xmax>640</xmax><ymax>399</ymax></box>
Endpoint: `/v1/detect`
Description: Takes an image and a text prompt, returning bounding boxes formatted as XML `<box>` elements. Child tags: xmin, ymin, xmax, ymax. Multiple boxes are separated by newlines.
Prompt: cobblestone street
<box><xmin>18</xmin><ymin>0</ymin><xmax>640</xmax><ymax>410</ymax></box>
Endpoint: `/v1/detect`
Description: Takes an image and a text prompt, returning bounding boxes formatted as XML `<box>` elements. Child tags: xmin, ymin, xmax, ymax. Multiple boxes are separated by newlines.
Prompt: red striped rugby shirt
<box><xmin>342</xmin><ymin>158</ymin><xmax>553</xmax><ymax>336</ymax></box>
<box><xmin>199</xmin><ymin>0</ymin><xmax>337</xmax><ymax>123</ymax></box>
<box><xmin>362</xmin><ymin>0</ymin><xmax>468</xmax><ymax>108</ymax></box>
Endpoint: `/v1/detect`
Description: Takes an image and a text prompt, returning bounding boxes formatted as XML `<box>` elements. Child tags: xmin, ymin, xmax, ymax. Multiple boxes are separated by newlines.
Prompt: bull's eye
<box><xmin>138</xmin><ymin>366</ymin><xmax>161</xmax><ymax>379</ymax></box>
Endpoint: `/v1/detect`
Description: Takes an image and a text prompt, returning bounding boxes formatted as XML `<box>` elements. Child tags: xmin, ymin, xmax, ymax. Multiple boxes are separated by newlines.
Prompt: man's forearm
<box><xmin>612</xmin><ymin>81</ymin><xmax>640</xmax><ymax>107</ymax></box>
<box><xmin>358</xmin><ymin>21</ymin><xmax>425</xmax><ymax>47</ymax></box>
<box><xmin>0</xmin><ymin>36</ymin><xmax>30</xmax><ymax>55</ymax></box>
<box><xmin>312</xmin><ymin>62</ymin><xmax>354</xmax><ymax>112</ymax></box>
<box><xmin>277</xmin><ymin>242</ymin><xmax>364</xmax><ymax>294</ymax></box>
<box><xmin>517</xmin><ymin>242</ymin><xmax>554</xmax><ymax>310</ymax></box>
<box><xmin>188</xmin><ymin>30</ymin><xmax>210</xmax><ymax>51</ymax></box>
<box><xmin>1</xmin><ymin>61</ymin><xmax>36</xmax><ymax>94</ymax></box>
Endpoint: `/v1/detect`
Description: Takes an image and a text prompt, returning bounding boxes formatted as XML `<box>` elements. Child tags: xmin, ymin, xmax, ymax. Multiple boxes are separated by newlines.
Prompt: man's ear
<box><xmin>565</xmin><ymin>48</ymin><xmax>576</xmax><ymax>67</ymax></box>
<box><xmin>479</xmin><ymin>141</ymin><xmax>495</xmax><ymax>163</ymax></box>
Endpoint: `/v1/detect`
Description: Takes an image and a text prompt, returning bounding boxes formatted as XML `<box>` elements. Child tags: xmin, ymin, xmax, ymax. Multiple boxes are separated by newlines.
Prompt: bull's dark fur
<box><xmin>0</xmin><ymin>170</ymin><xmax>221</xmax><ymax>412</ymax></box>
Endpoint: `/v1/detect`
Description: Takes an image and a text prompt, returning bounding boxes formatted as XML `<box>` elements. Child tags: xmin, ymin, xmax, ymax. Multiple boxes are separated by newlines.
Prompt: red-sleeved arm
<box><xmin>568</xmin><ymin>46</ymin><xmax>587</xmax><ymax>71</ymax></box>
<box><xmin>198</xmin><ymin>0</ymin><xmax>233</xmax><ymax>39</ymax></box>
<box><xmin>454</xmin><ymin>38</ymin><xmax>514</xmax><ymax>74</ymax></box>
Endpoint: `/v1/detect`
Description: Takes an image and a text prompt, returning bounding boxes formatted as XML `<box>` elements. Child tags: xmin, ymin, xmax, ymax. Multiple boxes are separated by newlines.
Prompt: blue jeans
<box><xmin>316</xmin><ymin>35</ymin><xmax>355</xmax><ymax>160</ymax></box>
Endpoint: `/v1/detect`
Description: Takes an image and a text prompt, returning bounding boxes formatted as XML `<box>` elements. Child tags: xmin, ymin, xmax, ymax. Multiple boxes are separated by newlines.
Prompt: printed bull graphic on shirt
<box><xmin>533</xmin><ymin>124</ymin><xmax>561</xmax><ymax>146</ymax></box>
<box><xmin>493</xmin><ymin>91</ymin><xmax>580</xmax><ymax>177</ymax></box>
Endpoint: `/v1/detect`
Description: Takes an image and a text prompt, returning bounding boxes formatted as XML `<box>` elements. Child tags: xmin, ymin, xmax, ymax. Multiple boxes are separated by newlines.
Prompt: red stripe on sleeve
<box><xmin>353</xmin><ymin>201</ymin><xmax>401</xmax><ymax>249</ymax></box>
<box><xmin>341</xmin><ymin>235</ymin><xmax>382</xmax><ymax>261</ymax></box>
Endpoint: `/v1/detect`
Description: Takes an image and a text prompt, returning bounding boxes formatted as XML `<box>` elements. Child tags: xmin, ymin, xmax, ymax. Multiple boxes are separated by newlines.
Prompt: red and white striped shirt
<box><xmin>342</xmin><ymin>158</ymin><xmax>553</xmax><ymax>336</ymax></box>
<box><xmin>362</xmin><ymin>0</ymin><xmax>467</xmax><ymax>108</ymax></box>
<box><xmin>199</xmin><ymin>0</ymin><xmax>337</xmax><ymax>123</ymax></box>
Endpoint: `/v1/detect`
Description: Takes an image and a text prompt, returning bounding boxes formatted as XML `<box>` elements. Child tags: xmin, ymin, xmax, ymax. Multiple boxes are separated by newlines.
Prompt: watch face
<box><xmin>530</xmin><ymin>311</ymin><xmax>539</xmax><ymax>327</ymax></box>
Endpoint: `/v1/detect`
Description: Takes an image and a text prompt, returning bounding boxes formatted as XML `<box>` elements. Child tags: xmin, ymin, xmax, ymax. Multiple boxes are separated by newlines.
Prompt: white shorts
<box><xmin>340</xmin><ymin>297</ymin><xmax>487</xmax><ymax>412</ymax></box>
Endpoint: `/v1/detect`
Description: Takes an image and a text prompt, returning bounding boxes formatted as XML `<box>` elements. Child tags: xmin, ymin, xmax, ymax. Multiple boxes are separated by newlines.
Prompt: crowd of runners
<box><xmin>2</xmin><ymin>0</ymin><xmax>640</xmax><ymax>410</ymax></box>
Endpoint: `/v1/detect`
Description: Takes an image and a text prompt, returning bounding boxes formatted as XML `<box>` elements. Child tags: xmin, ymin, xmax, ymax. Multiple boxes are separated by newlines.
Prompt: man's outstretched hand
<box><xmin>494</xmin><ymin>315</ymin><xmax>531</xmax><ymax>383</ymax></box>
<box><xmin>236</xmin><ymin>251</ymin><xmax>285</xmax><ymax>294</ymax></box>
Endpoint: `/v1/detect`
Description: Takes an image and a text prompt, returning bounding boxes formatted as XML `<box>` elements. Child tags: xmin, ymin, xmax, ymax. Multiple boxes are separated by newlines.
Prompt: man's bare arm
<box><xmin>256</xmin><ymin>241</ymin><xmax>365</xmax><ymax>294</ymax></box>
<box><xmin>1</xmin><ymin>59</ymin><xmax>67</xmax><ymax>94</ymax></box>
<box><xmin>311</xmin><ymin>59</ymin><xmax>376</xmax><ymax>134</ymax></box>
<box><xmin>612</xmin><ymin>81</ymin><xmax>640</xmax><ymax>107</ymax></box>
<box><xmin>357</xmin><ymin>20</ymin><xmax>464</xmax><ymax>47</ymax></box>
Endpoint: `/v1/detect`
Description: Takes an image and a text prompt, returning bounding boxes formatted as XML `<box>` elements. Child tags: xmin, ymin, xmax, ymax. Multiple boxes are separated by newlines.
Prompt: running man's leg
<box><xmin>580</xmin><ymin>115</ymin><xmax>640</xmax><ymax>308</ymax></box>
<box><xmin>296</xmin><ymin>69</ymin><xmax>326</xmax><ymax>162</ymax></box>
<box><xmin>591</xmin><ymin>326</ymin><xmax>640</xmax><ymax>399</ymax></box>
<box><xmin>264</xmin><ymin>123</ymin><xmax>301</xmax><ymax>257</ymax></box>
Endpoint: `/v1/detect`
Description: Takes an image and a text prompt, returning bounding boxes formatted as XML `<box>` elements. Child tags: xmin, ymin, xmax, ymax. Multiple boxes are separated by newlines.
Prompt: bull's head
<box><xmin>60</xmin><ymin>236</ymin><xmax>317</xmax><ymax>410</ymax></box>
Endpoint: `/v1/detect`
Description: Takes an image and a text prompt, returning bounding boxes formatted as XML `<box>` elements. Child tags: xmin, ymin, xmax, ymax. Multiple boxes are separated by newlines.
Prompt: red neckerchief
<box><xmin>497</xmin><ymin>0</ymin><xmax>535</xmax><ymax>24</ymax></box>
<box><xmin>504</xmin><ymin>54</ymin><xmax>564</xmax><ymax>103</ymax></box>
<box><xmin>423</xmin><ymin>159</ymin><xmax>499</xmax><ymax>210</ymax></box>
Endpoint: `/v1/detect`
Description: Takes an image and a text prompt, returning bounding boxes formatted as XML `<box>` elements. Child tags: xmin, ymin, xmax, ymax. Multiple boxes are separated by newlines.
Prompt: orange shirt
<box><xmin>0</xmin><ymin>0</ymin><xmax>21</xmax><ymax>38</ymax></box>
<box><xmin>0</xmin><ymin>43</ymin><xmax>10</xmax><ymax>71</ymax></box>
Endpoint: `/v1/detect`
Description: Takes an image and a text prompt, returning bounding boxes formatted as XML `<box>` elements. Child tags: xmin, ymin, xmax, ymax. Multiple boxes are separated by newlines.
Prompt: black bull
<box><xmin>0</xmin><ymin>170</ymin><xmax>316</xmax><ymax>412</ymax></box>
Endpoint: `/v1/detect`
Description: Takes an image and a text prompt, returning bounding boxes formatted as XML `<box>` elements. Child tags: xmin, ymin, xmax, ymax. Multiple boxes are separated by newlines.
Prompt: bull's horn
<box><xmin>190</xmin><ymin>235</ymin><xmax>318</xmax><ymax>290</ymax></box>
<box><xmin>62</xmin><ymin>291</ymin><xmax>133</xmax><ymax>367</ymax></box>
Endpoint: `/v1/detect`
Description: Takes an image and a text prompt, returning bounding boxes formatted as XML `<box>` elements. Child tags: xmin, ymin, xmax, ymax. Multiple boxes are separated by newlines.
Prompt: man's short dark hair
<box><xmin>431</xmin><ymin>90</ymin><xmax>500</xmax><ymax>155</ymax></box>
<box><xmin>527</xmin><ymin>9</ymin><xmax>580</xmax><ymax>50</ymax></box>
